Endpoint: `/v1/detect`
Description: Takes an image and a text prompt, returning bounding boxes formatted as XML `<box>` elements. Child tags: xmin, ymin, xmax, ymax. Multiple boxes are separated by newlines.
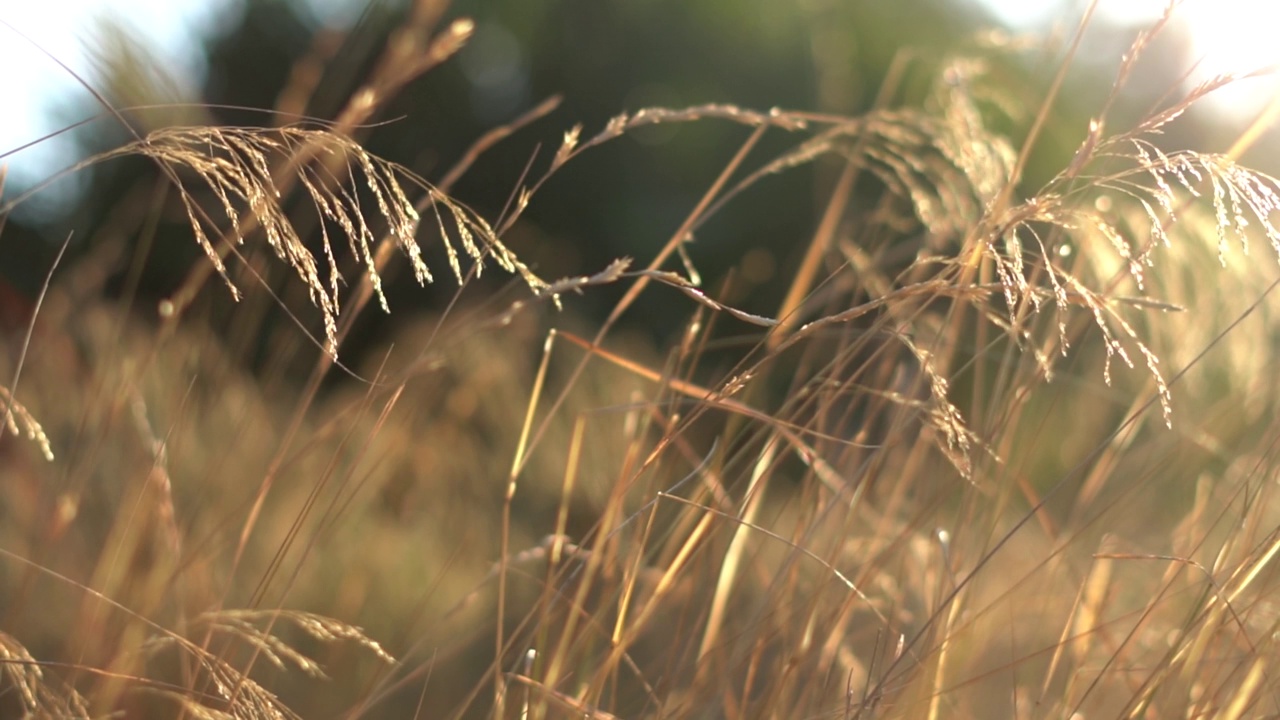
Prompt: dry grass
<box><xmin>3</xmin><ymin>1</ymin><xmax>1280</xmax><ymax>718</ymax></box>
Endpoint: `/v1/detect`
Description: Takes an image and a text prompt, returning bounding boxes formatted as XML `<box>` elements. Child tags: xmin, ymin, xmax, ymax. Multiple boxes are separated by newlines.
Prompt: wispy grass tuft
<box><xmin>0</xmin><ymin>385</ymin><xmax>53</xmax><ymax>461</ymax></box>
<box><xmin>112</xmin><ymin>125</ymin><xmax>549</xmax><ymax>355</ymax></box>
<box><xmin>0</xmin><ymin>632</ymin><xmax>90</xmax><ymax>717</ymax></box>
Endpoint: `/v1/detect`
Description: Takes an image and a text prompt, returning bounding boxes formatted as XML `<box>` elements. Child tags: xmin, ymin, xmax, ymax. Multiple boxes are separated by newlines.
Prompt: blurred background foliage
<box><xmin>3</xmin><ymin>0</ymin><xmax>1239</xmax><ymax>365</ymax></box>
<box><xmin>3</xmin><ymin>0</ymin><xmax>1276</xmax><ymax>576</ymax></box>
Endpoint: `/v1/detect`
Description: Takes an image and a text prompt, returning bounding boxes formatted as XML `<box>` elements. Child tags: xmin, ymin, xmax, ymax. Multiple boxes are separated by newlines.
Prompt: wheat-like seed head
<box><xmin>140</xmin><ymin>609</ymin><xmax>393</xmax><ymax>720</ymax></box>
<box><xmin>0</xmin><ymin>632</ymin><xmax>89</xmax><ymax>718</ymax></box>
<box><xmin>190</xmin><ymin>609</ymin><xmax>395</xmax><ymax>680</ymax></box>
<box><xmin>108</xmin><ymin>126</ymin><xmax>549</xmax><ymax>356</ymax></box>
<box><xmin>983</xmin><ymin>136</ymin><xmax>1280</xmax><ymax>427</ymax></box>
<box><xmin>0</xmin><ymin>384</ymin><xmax>53</xmax><ymax>461</ymax></box>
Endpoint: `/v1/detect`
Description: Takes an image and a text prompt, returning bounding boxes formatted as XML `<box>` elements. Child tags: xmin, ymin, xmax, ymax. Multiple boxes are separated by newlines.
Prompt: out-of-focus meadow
<box><xmin>4</xmin><ymin>1</ymin><xmax>1280</xmax><ymax>717</ymax></box>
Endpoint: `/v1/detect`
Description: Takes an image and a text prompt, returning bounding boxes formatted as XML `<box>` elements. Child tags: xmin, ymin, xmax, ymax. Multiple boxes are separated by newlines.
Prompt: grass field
<box><xmin>3</xmin><ymin>2</ymin><xmax>1280</xmax><ymax>718</ymax></box>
